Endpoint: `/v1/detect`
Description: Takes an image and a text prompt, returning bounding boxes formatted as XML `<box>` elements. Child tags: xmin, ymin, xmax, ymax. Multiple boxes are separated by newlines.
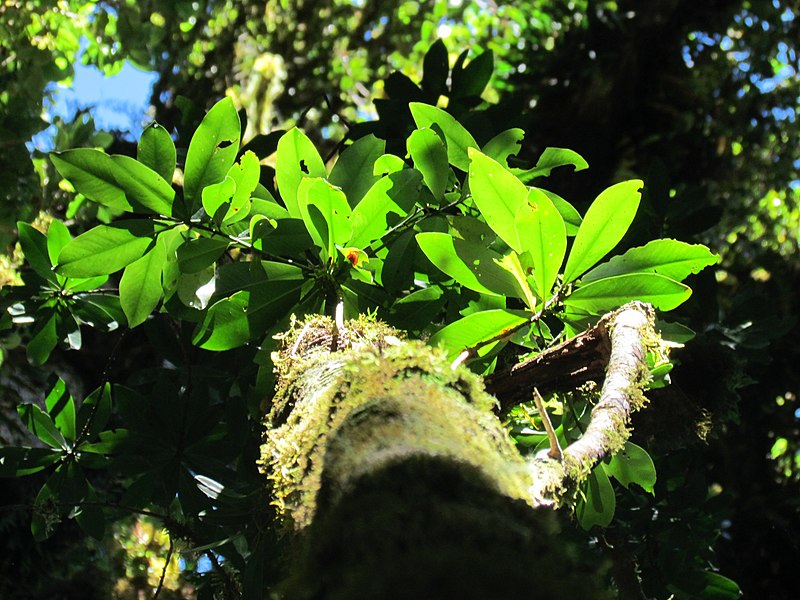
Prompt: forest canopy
<box><xmin>1</xmin><ymin>1</ymin><xmax>798</xmax><ymax>598</ymax></box>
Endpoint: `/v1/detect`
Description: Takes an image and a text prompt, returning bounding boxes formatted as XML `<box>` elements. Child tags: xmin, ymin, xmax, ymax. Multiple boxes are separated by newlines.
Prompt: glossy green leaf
<box><xmin>697</xmin><ymin>572</ymin><xmax>741</xmax><ymax>599</ymax></box>
<box><xmin>0</xmin><ymin>447</ymin><xmax>61</xmax><ymax>477</ymax></box>
<box><xmin>538</xmin><ymin>189</ymin><xmax>582</xmax><ymax>236</ymax></box>
<box><xmin>517</xmin><ymin>147</ymin><xmax>589</xmax><ymax>181</ymax></box>
<box><xmin>202</xmin><ymin>175</ymin><xmax>236</xmax><ymax>220</ymax></box>
<box><xmin>429</xmin><ymin>309</ymin><xmax>530</xmax><ymax>361</ymax></box>
<box><xmin>27</xmin><ymin>313</ymin><xmax>59</xmax><ymax>366</ymax></box>
<box><xmin>408</xmin><ymin>128</ymin><xmax>449</xmax><ymax>201</ymax></box>
<box><xmin>481</xmin><ymin>128</ymin><xmax>524</xmax><ymax>166</ymax></box>
<box><xmin>417</xmin><ymin>232</ymin><xmax>521</xmax><ymax>297</ymax></box>
<box><xmin>581</xmin><ymin>239</ymin><xmax>720</xmax><ymax>284</ymax></box>
<box><xmin>349</xmin><ymin>169</ymin><xmax>422</xmax><ymax>248</ymax></box>
<box><xmin>57</xmin><ymin>220</ymin><xmax>157</xmax><ymax>277</ymax></box>
<box><xmin>410</xmin><ymin>103</ymin><xmax>479</xmax><ymax>171</ymax></box>
<box><xmin>565</xmin><ymin>273</ymin><xmax>692</xmax><ymax>314</ymax></box>
<box><xmin>64</xmin><ymin>275</ymin><xmax>108</xmax><ymax>293</ymax></box>
<box><xmin>51</xmin><ymin>149</ymin><xmax>136</xmax><ymax>213</ymax></box>
<box><xmin>467</xmin><ymin>147</ymin><xmax>528</xmax><ymax>251</ymax></box>
<box><xmin>108</xmin><ymin>154</ymin><xmax>175</xmax><ymax>214</ymax></box>
<box><xmin>563</xmin><ymin>180</ymin><xmax>644</xmax><ymax>283</ymax></box>
<box><xmin>76</xmin><ymin>383</ymin><xmax>112</xmax><ymax>440</ymax></box>
<box><xmin>44</xmin><ymin>377</ymin><xmax>76</xmax><ymax>442</ymax></box>
<box><xmin>138</xmin><ymin>122</ymin><xmax>176</xmax><ymax>183</ymax></box>
<box><xmin>223</xmin><ymin>150</ymin><xmax>260</xmax><ymax>224</ymax></box>
<box><xmin>297</xmin><ymin>177</ymin><xmax>352</xmax><ymax>259</ymax></box>
<box><xmin>329</xmin><ymin>134</ymin><xmax>385</xmax><ymax>206</ymax></box>
<box><xmin>576</xmin><ymin>467</ymin><xmax>616</xmax><ymax>530</ymax></box>
<box><xmin>18</xmin><ymin>403</ymin><xmax>66</xmax><ymax>450</ymax></box>
<box><xmin>119</xmin><ymin>241</ymin><xmax>166</xmax><ymax>327</ymax></box>
<box><xmin>193</xmin><ymin>278</ymin><xmax>303</xmax><ymax>350</ymax></box>
<box><xmin>515</xmin><ymin>188</ymin><xmax>567</xmax><ymax>299</ymax></box>
<box><xmin>17</xmin><ymin>222</ymin><xmax>54</xmax><ymax>281</ymax></box>
<box><xmin>373</xmin><ymin>154</ymin><xmax>406</xmax><ymax>176</ymax></box>
<box><xmin>275</xmin><ymin>127</ymin><xmax>327</xmax><ymax>217</ymax></box>
<box><xmin>46</xmin><ymin>219</ymin><xmax>72</xmax><ymax>266</ymax></box>
<box><xmin>604</xmin><ymin>442</ymin><xmax>657</xmax><ymax>494</ymax></box>
<box><xmin>184</xmin><ymin>97</ymin><xmax>241</xmax><ymax>210</ymax></box>
<box><xmin>176</xmin><ymin>237</ymin><xmax>229</xmax><ymax>274</ymax></box>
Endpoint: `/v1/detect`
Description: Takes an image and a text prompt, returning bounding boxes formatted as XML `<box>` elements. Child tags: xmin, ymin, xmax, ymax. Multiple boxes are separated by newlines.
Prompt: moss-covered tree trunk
<box><xmin>260</xmin><ymin>303</ymin><xmax>658</xmax><ymax>598</ymax></box>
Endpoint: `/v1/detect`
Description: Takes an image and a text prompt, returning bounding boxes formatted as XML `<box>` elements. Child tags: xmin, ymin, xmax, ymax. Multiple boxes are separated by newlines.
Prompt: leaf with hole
<box><xmin>275</xmin><ymin>127</ymin><xmax>327</xmax><ymax>218</ymax></box>
<box><xmin>410</xmin><ymin>103</ymin><xmax>478</xmax><ymax>171</ymax></box>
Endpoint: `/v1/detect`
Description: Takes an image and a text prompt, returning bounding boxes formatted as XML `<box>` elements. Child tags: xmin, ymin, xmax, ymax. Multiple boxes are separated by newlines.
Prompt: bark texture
<box><xmin>260</xmin><ymin>303</ymin><xmax>659</xmax><ymax>597</ymax></box>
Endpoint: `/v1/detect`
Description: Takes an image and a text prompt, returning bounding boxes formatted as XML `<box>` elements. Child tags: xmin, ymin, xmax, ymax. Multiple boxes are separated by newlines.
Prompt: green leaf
<box><xmin>17</xmin><ymin>222</ymin><xmax>54</xmax><ymax>281</ymax></box>
<box><xmin>44</xmin><ymin>377</ymin><xmax>76</xmax><ymax>442</ymax></box>
<box><xmin>604</xmin><ymin>442</ymin><xmax>656</xmax><ymax>494</ymax></box>
<box><xmin>193</xmin><ymin>278</ymin><xmax>303</xmax><ymax>350</ymax></box>
<box><xmin>0</xmin><ymin>447</ymin><xmax>61</xmax><ymax>477</ymax></box>
<box><xmin>76</xmin><ymin>383</ymin><xmax>113</xmax><ymax>440</ymax></box>
<box><xmin>202</xmin><ymin>175</ymin><xmax>236</xmax><ymax>221</ymax></box>
<box><xmin>51</xmin><ymin>149</ymin><xmax>175</xmax><ymax>215</ymax></box>
<box><xmin>119</xmin><ymin>242</ymin><xmax>166</xmax><ymax>327</ymax></box>
<box><xmin>563</xmin><ymin>180</ymin><xmax>644</xmax><ymax>283</ymax></box>
<box><xmin>329</xmin><ymin>134</ymin><xmax>385</xmax><ymax>206</ymax></box>
<box><xmin>251</xmin><ymin>216</ymin><xmax>315</xmax><ymax>256</ymax></box>
<box><xmin>223</xmin><ymin>150</ymin><xmax>260</xmax><ymax>224</ymax></box>
<box><xmin>697</xmin><ymin>572</ymin><xmax>741</xmax><ymax>599</ymax></box>
<box><xmin>138</xmin><ymin>122</ymin><xmax>176</xmax><ymax>183</ymax></box>
<box><xmin>57</xmin><ymin>220</ymin><xmax>157</xmax><ymax>277</ymax></box>
<box><xmin>184</xmin><ymin>97</ymin><xmax>241</xmax><ymax>210</ymax></box>
<box><xmin>275</xmin><ymin>127</ymin><xmax>327</xmax><ymax>217</ymax></box>
<box><xmin>515</xmin><ymin>188</ymin><xmax>567</xmax><ymax>299</ymax></box>
<box><xmin>421</xmin><ymin>38</ymin><xmax>449</xmax><ymax>97</ymax></box>
<box><xmin>176</xmin><ymin>237</ymin><xmax>229</xmax><ymax>274</ymax></box>
<box><xmin>565</xmin><ymin>273</ymin><xmax>692</xmax><ymax>314</ymax></box>
<box><xmin>537</xmin><ymin>189</ymin><xmax>582</xmax><ymax>236</ymax></box>
<box><xmin>581</xmin><ymin>239</ymin><xmax>720</xmax><ymax>284</ymax></box>
<box><xmin>517</xmin><ymin>147</ymin><xmax>589</xmax><ymax>181</ymax></box>
<box><xmin>50</xmin><ymin>149</ymin><xmax>136</xmax><ymax>213</ymax></box>
<box><xmin>31</xmin><ymin>476</ymin><xmax>59</xmax><ymax>541</ymax></box>
<box><xmin>18</xmin><ymin>403</ymin><xmax>67</xmax><ymax>450</ymax></box>
<box><xmin>576</xmin><ymin>467</ymin><xmax>616</xmax><ymax>530</ymax></box>
<box><xmin>408</xmin><ymin>128</ymin><xmax>449</xmax><ymax>201</ymax></box>
<box><xmin>417</xmin><ymin>232</ymin><xmax>521</xmax><ymax>297</ymax></box>
<box><xmin>391</xmin><ymin>287</ymin><xmax>446</xmax><ymax>330</ymax></box>
<box><xmin>46</xmin><ymin>220</ymin><xmax>72</xmax><ymax>266</ymax></box>
<box><xmin>481</xmin><ymin>128</ymin><xmax>524</xmax><ymax>166</ymax></box>
<box><xmin>27</xmin><ymin>313</ymin><xmax>59</xmax><ymax>366</ymax></box>
<box><xmin>297</xmin><ymin>178</ymin><xmax>352</xmax><ymax>259</ymax></box>
<box><xmin>410</xmin><ymin>103</ymin><xmax>479</xmax><ymax>171</ymax></box>
<box><xmin>429</xmin><ymin>309</ymin><xmax>530</xmax><ymax>361</ymax></box>
<box><xmin>452</xmin><ymin>49</ymin><xmax>493</xmax><ymax>98</ymax></box>
<box><xmin>467</xmin><ymin>147</ymin><xmax>528</xmax><ymax>251</ymax></box>
<box><xmin>349</xmin><ymin>169</ymin><xmax>422</xmax><ymax>248</ymax></box>
<box><xmin>373</xmin><ymin>154</ymin><xmax>407</xmax><ymax>176</ymax></box>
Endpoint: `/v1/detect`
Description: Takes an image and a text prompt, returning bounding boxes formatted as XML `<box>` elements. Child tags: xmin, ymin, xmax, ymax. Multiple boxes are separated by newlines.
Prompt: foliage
<box><xmin>0</xmin><ymin>40</ymin><xmax>728</xmax><ymax>597</ymax></box>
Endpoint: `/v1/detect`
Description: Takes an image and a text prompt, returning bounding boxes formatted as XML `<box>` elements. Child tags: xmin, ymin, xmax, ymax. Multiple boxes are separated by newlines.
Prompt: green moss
<box><xmin>260</xmin><ymin>316</ymin><xmax>535</xmax><ymax>530</ymax></box>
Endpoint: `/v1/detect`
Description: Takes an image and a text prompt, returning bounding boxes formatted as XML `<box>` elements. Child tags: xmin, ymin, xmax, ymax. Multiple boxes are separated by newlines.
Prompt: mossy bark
<box><xmin>260</xmin><ymin>304</ymin><xmax>659</xmax><ymax>597</ymax></box>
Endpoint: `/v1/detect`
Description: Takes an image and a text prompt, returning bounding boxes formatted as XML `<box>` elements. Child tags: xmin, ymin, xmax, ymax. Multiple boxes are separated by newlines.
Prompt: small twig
<box><xmin>152</xmin><ymin>535</ymin><xmax>175</xmax><ymax>599</ymax></box>
<box><xmin>532</xmin><ymin>388</ymin><xmax>562</xmax><ymax>460</ymax></box>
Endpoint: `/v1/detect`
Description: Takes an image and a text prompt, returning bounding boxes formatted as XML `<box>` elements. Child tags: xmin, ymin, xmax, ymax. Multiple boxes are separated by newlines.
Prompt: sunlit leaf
<box><xmin>275</xmin><ymin>127</ymin><xmax>327</xmax><ymax>217</ymax></box>
<box><xmin>297</xmin><ymin>177</ymin><xmax>352</xmax><ymax>259</ymax></box>
<box><xmin>467</xmin><ymin>147</ymin><xmax>528</xmax><ymax>251</ymax></box>
<box><xmin>57</xmin><ymin>220</ymin><xmax>157</xmax><ymax>277</ymax></box>
<box><xmin>604</xmin><ymin>442</ymin><xmax>657</xmax><ymax>494</ymax></box>
<box><xmin>565</xmin><ymin>273</ymin><xmax>691</xmax><ymax>314</ymax></box>
<box><xmin>138</xmin><ymin>122</ymin><xmax>176</xmax><ymax>183</ymax></box>
<box><xmin>17</xmin><ymin>222</ymin><xmax>55</xmax><ymax>282</ymax></box>
<box><xmin>517</xmin><ymin>147</ymin><xmax>589</xmax><ymax>181</ymax></box>
<box><xmin>481</xmin><ymin>128</ymin><xmax>524</xmax><ymax>166</ymax></box>
<box><xmin>329</xmin><ymin>134</ymin><xmax>385</xmax><ymax>206</ymax></box>
<box><xmin>349</xmin><ymin>169</ymin><xmax>422</xmax><ymax>248</ymax></box>
<box><xmin>417</xmin><ymin>232</ymin><xmax>521</xmax><ymax>297</ymax></box>
<box><xmin>119</xmin><ymin>242</ymin><xmax>166</xmax><ymax>327</ymax></box>
<box><xmin>576</xmin><ymin>467</ymin><xmax>615</xmax><ymax>530</ymax></box>
<box><xmin>18</xmin><ymin>403</ymin><xmax>66</xmax><ymax>450</ymax></box>
<box><xmin>184</xmin><ymin>97</ymin><xmax>241</xmax><ymax>211</ymax></box>
<box><xmin>563</xmin><ymin>180</ymin><xmax>643</xmax><ymax>283</ymax></box>
<box><xmin>410</xmin><ymin>103</ymin><xmax>479</xmax><ymax>171</ymax></box>
<box><xmin>44</xmin><ymin>377</ymin><xmax>76</xmax><ymax>442</ymax></box>
<box><xmin>515</xmin><ymin>188</ymin><xmax>567</xmax><ymax>299</ymax></box>
<box><xmin>408</xmin><ymin>127</ymin><xmax>449</xmax><ymax>201</ymax></box>
<box><xmin>581</xmin><ymin>239</ymin><xmax>720</xmax><ymax>284</ymax></box>
<box><xmin>176</xmin><ymin>236</ymin><xmax>229</xmax><ymax>274</ymax></box>
<box><xmin>429</xmin><ymin>309</ymin><xmax>530</xmax><ymax>361</ymax></box>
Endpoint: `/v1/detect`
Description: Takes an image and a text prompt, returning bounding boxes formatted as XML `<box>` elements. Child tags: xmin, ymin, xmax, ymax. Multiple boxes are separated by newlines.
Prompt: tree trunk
<box><xmin>260</xmin><ymin>304</ymin><xmax>657</xmax><ymax>598</ymax></box>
